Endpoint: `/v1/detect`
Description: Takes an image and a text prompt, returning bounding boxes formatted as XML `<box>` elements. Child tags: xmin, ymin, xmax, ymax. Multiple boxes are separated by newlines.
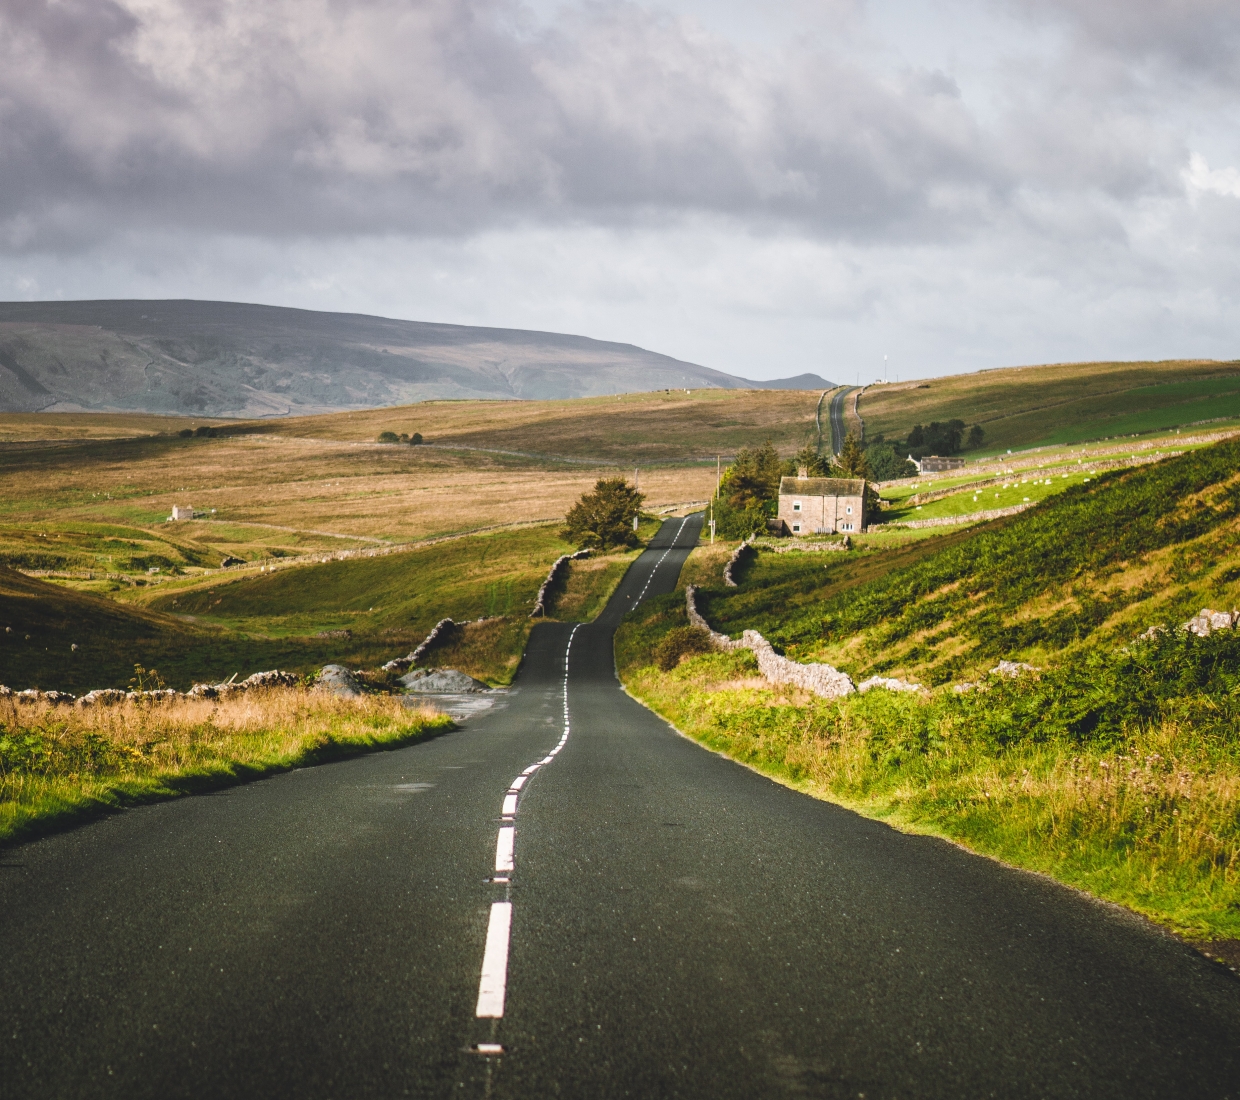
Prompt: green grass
<box><xmin>0</xmin><ymin>691</ymin><xmax>452</xmax><ymax>846</ymax></box>
<box><xmin>1</xmin><ymin>521</ymin><xmax>656</xmax><ymax>692</ymax></box>
<box><xmin>860</xmin><ymin>359</ymin><xmax>1240</xmax><ymax>455</ymax></box>
<box><xmin>617</xmin><ymin>637</ymin><xmax>1240</xmax><ymax>939</ymax></box>
<box><xmin>613</xmin><ymin>436</ymin><xmax>1240</xmax><ymax>939</ymax></box>
<box><xmin>713</xmin><ymin>439</ymin><xmax>1240</xmax><ymax>685</ymax></box>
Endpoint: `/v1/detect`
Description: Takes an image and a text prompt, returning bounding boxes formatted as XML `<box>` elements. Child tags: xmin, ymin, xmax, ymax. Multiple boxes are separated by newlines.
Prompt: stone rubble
<box><xmin>316</xmin><ymin>664</ymin><xmax>364</xmax><ymax>698</ymax></box>
<box><xmin>684</xmin><ymin>585</ymin><xmax>924</xmax><ymax>700</ymax></box>
<box><xmin>400</xmin><ymin>668</ymin><xmax>489</xmax><ymax>693</ymax></box>
<box><xmin>1182</xmin><ymin>608</ymin><xmax>1240</xmax><ymax>637</ymax></box>
<box><xmin>0</xmin><ymin>670</ymin><xmax>302</xmax><ymax>706</ymax></box>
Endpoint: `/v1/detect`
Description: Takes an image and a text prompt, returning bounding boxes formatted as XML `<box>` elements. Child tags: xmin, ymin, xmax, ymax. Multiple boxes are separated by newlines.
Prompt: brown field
<box><xmin>250</xmin><ymin>387</ymin><xmax>824</xmax><ymax>462</ymax></box>
<box><xmin>0</xmin><ymin>433</ymin><xmax>718</xmax><ymax>555</ymax></box>
<box><xmin>0</xmin><ymin>412</ymin><xmax>235</xmax><ymax>443</ymax></box>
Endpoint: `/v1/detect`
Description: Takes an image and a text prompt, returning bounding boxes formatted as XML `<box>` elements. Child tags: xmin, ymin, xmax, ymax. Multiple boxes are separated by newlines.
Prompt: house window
<box><xmin>845</xmin><ymin>505</ymin><xmax>853</xmax><ymax>515</ymax></box>
<box><xmin>793</xmin><ymin>501</ymin><xmax>802</xmax><ymax>511</ymax></box>
<box><xmin>841</xmin><ymin>522</ymin><xmax>854</xmax><ymax>531</ymax></box>
<box><xmin>792</xmin><ymin>523</ymin><xmax>801</xmax><ymax>533</ymax></box>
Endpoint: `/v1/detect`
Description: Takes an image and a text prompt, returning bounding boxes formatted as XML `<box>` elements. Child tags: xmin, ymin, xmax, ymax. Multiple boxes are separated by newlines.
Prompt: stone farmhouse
<box><xmin>776</xmin><ymin>474</ymin><xmax>867</xmax><ymax>535</ymax></box>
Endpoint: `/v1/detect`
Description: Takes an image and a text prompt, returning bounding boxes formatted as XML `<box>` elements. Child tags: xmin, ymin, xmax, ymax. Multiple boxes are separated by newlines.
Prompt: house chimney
<box><xmin>797</xmin><ymin>466</ymin><xmax>809</xmax><ymax>479</ymax></box>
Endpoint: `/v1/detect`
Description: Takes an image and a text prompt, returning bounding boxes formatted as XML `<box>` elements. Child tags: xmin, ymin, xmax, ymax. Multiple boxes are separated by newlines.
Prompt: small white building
<box><xmin>777</xmin><ymin>476</ymin><xmax>867</xmax><ymax>535</ymax></box>
<box><xmin>170</xmin><ymin>505</ymin><xmax>193</xmax><ymax>521</ymax></box>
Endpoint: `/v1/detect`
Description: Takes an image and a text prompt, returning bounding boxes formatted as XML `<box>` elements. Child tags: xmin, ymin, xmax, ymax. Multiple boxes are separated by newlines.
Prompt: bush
<box><xmin>377</xmin><ymin>431</ymin><xmax>399</xmax><ymax>443</ymax></box>
<box><xmin>410</xmin><ymin>432</ymin><xmax>423</xmax><ymax>445</ymax></box>
<box><xmin>653</xmin><ymin>626</ymin><xmax>714</xmax><ymax>671</ymax></box>
<box><xmin>562</xmin><ymin>478</ymin><xmax>645</xmax><ymax>549</ymax></box>
<box><xmin>177</xmin><ymin>428</ymin><xmax>193</xmax><ymax>438</ymax></box>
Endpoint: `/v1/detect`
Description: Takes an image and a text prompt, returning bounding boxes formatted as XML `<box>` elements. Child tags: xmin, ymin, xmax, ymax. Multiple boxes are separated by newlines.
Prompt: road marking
<box><xmin>633</xmin><ymin>515</ymin><xmax>691</xmax><ymax>605</ymax></box>
<box><xmin>472</xmin><ymin>524</ymin><xmax>695</xmax><ymax>1021</ymax></box>
<box><xmin>475</xmin><ymin>622</ymin><xmax>582</xmax><ymax>1020</ymax></box>
<box><xmin>495</xmin><ymin>827</ymin><xmax>515</xmax><ymax>872</ymax></box>
<box><xmin>475</xmin><ymin>902</ymin><xmax>513</xmax><ymax>1018</ymax></box>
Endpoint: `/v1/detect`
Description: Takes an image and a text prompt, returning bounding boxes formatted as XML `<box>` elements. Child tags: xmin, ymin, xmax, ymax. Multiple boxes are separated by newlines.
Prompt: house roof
<box><xmin>779</xmin><ymin>476</ymin><xmax>866</xmax><ymax>496</ymax></box>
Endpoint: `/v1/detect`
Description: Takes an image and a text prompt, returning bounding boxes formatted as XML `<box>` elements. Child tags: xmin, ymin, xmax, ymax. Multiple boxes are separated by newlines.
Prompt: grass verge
<box><xmin>617</xmin><ymin>596</ymin><xmax>1240</xmax><ymax>943</ymax></box>
<box><xmin>0</xmin><ymin>690</ymin><xmax>453</xmax><ymax>846</ymax></box>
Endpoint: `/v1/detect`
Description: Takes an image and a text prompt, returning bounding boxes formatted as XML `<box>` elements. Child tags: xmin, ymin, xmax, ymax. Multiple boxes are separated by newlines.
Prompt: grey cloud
<box><xmin>0</xmin><ymin>0</ymin><xmax>1007</xmax><ymax>248</ymax></box>
<box><xmin>1012</xmin><ymin>0</ymin><xmax>1240</xmax><ymax>79</ymax></box>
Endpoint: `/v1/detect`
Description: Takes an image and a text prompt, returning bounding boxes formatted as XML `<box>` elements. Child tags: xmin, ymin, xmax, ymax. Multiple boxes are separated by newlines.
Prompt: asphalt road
<box><xmin>2</xmin><ymin>515</ymin><xmax>1239</xmax><ymax>1098</ymax></box>
<box><xmin>829</xmin><ymin>386</ymin><xmax>856</xmax><ymax>454</ymax></box>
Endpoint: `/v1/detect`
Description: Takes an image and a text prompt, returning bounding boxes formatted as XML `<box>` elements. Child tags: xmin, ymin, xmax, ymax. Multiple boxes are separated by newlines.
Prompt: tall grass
<box><xmin>0</xmin><ymin>690</ymin><xmax>451</xmax><ymax>844</ymax></box>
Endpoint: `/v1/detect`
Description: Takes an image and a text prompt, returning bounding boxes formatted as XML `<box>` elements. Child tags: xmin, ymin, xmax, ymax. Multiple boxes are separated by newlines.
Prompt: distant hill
<box><xmin>0</xmin><ymin>300</ymin><xmax>830</xmax><ymax>417</ymax></box>
<box><xmin>747</xmin><ymin>373</ymin><xmax>832</xmax><ymax>390</ymax></box>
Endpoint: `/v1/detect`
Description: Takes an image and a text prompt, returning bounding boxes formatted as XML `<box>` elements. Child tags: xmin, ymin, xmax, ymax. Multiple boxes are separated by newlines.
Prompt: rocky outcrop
<box><xmin>952</xmin><ymin>660</ymin><xmax>1040</xmax><ymax>693</ymax></box>
<box><xmin>401</xmin><ymin>668</ymin><xmax>489</xmax><ymax>693</ymax></box>
<box><xmin>531</xmin><ymin>549</ymin><xmax>591</xmax><ymax>617</ymax></box>
<box><xmin>723</xmin><ymin>539</ymin><xmax>755</xmax><ymax>587</ymax></box>
<box><xmin>1183</xmin><ymin>608</ymin><xmax>1239</xmax><ymax>637</ymax></box>
<box><xmin>857</xmin><ymin>676</ymin><xmax>923</xmax><ymax>694</ymax></box>
<box><xmin>316</xmin><ymin>664</ymin><xmax>363</xmax><ymax>698</ymax></box>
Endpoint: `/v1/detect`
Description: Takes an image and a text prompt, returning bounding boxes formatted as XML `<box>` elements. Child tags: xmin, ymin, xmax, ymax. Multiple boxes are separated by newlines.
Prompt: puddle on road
<box><xmin>402</xmin><ymin>691</ymin><xmax>507</xmax><ymax>722</ymax></box>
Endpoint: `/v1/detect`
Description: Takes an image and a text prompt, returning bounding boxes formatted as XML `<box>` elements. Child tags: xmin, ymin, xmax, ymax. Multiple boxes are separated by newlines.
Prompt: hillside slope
<box><xmin>860</xmin><ymin>359</ymin><xmax>1240</xmax><ymax>453</ymax></box>
<box><xmin>0</xmin><ymin>300</ymin><xmax>806</xmax><ymax>417</ymax></box>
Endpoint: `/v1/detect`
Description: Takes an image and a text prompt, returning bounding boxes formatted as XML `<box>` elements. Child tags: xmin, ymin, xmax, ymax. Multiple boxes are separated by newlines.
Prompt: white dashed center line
<box><xmin>474</xmin><ymin>622</ymin><xmax>581</xmax><ymax>1019</ymax></box>
<box><xmin>633</xmin><ymin>516</ymin><xmax>689</xmax><ymax>606</ymax></box>
<box><xmin>475</xmin><ymin>902</ymin><xmax>513</xmax><ymax>1018</ymax></box>
<box><xmin>471</xmin><ymin>520</ymin><xmax>695</xmax><ymax>1023</ymax></box>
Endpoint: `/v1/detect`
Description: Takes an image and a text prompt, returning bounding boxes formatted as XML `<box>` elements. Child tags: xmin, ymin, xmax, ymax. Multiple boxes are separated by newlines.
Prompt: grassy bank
<box><xmin>617</xmin><ymin>438</ymin><xmax>1240</xmax><ymax>945</ymax></box>
<box><xmin>618</xmin><ymin>605</ymin><xmax>1240</xmax><ymax>941</ymax></box>
<box><xmin>0</xmin><ymin>690</ymin><xmax>452</xmax><ymax>845</ymax></box>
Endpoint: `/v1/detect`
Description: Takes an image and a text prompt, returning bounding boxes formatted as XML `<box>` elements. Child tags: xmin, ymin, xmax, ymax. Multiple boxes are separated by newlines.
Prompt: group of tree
<box><xmin>896</xmin><ymin>419</ymin><xmax>984</xmax><ymax>459</ymax></box>
<box><xmin>377</xmin><ymin>430</ymin><xmax>423</xmax><ymax>444</ymax></box>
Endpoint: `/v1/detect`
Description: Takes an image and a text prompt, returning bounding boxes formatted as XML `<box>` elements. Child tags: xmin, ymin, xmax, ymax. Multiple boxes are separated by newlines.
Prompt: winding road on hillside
<box><xmin>828</xmin><ymin>386</ymin><xmax>857</xmax><ymax>454</ymax></box>
<box><xmin>2</xmin><ymin>516</ymin><xmax>1239</xmax><ymax>1098</ymax></box>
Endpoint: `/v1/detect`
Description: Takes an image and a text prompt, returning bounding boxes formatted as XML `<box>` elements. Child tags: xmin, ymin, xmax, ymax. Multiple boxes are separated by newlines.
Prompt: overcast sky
<box><xmin>1</xmin><ymin>0</ymin><xmax>1238</xmax><ymax>382</ymax></box>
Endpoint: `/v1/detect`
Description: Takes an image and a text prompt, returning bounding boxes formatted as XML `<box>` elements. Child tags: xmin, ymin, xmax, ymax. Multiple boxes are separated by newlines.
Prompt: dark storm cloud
<box><xmin>0</xmin><ymin>0</ymin><xmax>1012</xmax><ymax>248</ymax></box>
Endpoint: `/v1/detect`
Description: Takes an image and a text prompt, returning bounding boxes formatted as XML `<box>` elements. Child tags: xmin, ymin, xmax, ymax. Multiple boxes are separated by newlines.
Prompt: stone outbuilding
<box><xmin>777</xmin><ymin>475</ymin><xmax>867</xmax><ymax>535</ymax></box>
<box><xmin>169</xmin><ymin>505</ymin><xmax>193</xmax><ymax>521</ymax></box>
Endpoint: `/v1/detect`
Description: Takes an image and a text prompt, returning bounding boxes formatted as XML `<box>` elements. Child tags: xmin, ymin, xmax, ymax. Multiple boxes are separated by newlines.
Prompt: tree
<box><xmin>787</xmin><ymin>443</ymin><xmax>831</xmax><ymax>478</ymax></box>
<box><xmin>377</xmin><ymin>431</ymin><xmax>399</xmax><ymax>443</ymax></box>
<box><xmin>562</xmin><ymin>478</ymin><xmax>645</xmax><ymax>549</ymax></box>
<box><xmin>722</xmin><ymin>440</ymin><xmax>782</xmax><ymax>510</ymax></box>
<box><xmin>833</xmin><ymin>433</ymin><xmax>870</xmax><ymax>479</ymax></box>
<box><xmin>865</xmin><ymin>443</ymin><xmax>918</xmax><ymax>481</ymax></box>
<box><xmin>967</xmin><ymin>424</ymin><xmax>985</xmax><ymax>450</ymax></box>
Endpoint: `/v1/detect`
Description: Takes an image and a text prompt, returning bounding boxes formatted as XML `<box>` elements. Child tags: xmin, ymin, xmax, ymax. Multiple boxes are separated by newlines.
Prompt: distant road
<box><xmin>828</xmin><ymin>385</ymin><xmax>857</xmax><ymax>454</ymax></box>
<box><xmin>2</xmin><ymin>516</ymin><xmax>1238</xmax><ymax>1097</ymax></box>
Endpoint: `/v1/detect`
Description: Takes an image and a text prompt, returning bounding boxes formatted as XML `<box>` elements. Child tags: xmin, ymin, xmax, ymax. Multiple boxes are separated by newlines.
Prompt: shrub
<box><xmin>377</xmin><ymin>431</ymin><xmax>399</xmax><ymax>443</ymax></box>
<box><xmin>653</xmin><ymin>626</ymin><xmax>714</xmax><ymax>671</ymax></box>
<box><xmin>410</xmin><ymin>432</ymin><xmax>423</xmax><ymax>445</ymax></box>
<box><xmin>177</xmin><ymin>428</ymin><xmax>193</xmax><ymax>438</ymax></box>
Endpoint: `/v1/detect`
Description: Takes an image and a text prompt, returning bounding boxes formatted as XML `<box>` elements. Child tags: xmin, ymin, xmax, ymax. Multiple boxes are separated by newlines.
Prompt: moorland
<box><xmin>4</xmin><ymin>358</ymin><xmax>1240</xmax><ymax>952</ymax></box>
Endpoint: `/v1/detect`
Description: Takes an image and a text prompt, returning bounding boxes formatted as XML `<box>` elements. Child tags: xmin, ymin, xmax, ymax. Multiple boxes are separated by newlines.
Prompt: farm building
<box><xmin>169</xmin><ymin>505</ymin><xmax>193</xmax><ymax>521</ymax></box>
<box><xmin>776</xmin><ymin>475</ymin><xmax>867</xmax><ymax>535</ymax></box>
